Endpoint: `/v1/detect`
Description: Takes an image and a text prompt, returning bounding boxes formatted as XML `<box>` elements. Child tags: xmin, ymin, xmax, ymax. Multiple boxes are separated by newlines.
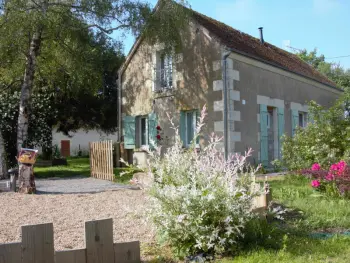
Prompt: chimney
<box><xmin>258</xmin><ymin>27</ymin><xmax>264</xmax><ymax>44</ymax></box>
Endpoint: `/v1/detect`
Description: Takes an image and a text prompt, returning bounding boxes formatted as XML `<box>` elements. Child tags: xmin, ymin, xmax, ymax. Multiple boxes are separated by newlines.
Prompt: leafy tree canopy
<box><xmin>296</xmin><ymin>48</ymin><xmax>350</xmax><ymax>90</ymax></box>
<box><xmin>0</xmin><ymin>0</ymin><xmax>190</xmax><ymax>164</ymax></box>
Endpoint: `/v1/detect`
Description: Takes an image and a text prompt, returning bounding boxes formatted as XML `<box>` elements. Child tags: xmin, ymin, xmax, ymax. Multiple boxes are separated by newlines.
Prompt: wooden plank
<box><xmin>22</xmin><ymin>223</ymin><xmax>55</xmax><ymax>263</ymax></box>
<box><xmin>114</xmin><ymin>241</ymin><xmax>141</xmax><ymax>263</ymax></box>
<box><xmin>106</xmin><ymin>141</ymin><xmax>110</xmax><ymax>180</ymax></box>
<box><xmin>107</xmin><ymin>141</ymin><xmax>111</xmax><ymax>181</ymax></box>
<box><xmin>94</xmin><ymin>142</ymin><xmax>98</xmax><ymax>179</ymax></box>
<box><xmin>91</xmin><ymin>142</ymin><xmax>94</xmax><ymax>178</ymax></box>
<box><xmin>107</xmin><ymin>141</ymin><xmax>110</xmax><ymax>180</ymax></box>
<box><xmin>98</xmin><ymin>142</ymin><xmax>102</xmax><ymax>180</ymax></box>
<box><xmin>55</xmin><ymin>249</ymin><xmax>87</xmax><ymax>263</ymax></box>
<box><xmin>109</xmin><ymin>141</ymin><xmax>114</xmax><ymax>181</ymax></box>
<box><xmin>89</xmin><ymin>142</ymin><xmax>93</xmax><ymax>178</ymax></box>
<box><xmin>0</xmin><ymin>242</ymin><xmax>21</xmax><ymax>263</ymax></box>
<box><xmin>101</xmin><ymin>142</ymin><xmax>107</xmax><ymax>180</ymax></box>
<box><xmin>85</xmin><ymin>219</ymin><xmax>114</xmax><ymax>263</ymax></box>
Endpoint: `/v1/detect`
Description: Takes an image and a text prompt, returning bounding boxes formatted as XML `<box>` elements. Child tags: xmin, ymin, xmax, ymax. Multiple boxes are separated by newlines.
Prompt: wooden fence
<box><xmin>0</xmin><ymin>218</ymin><xmax>140</xmax><ymax>263</ymax></box>
<box><xmin>89</xmin><ymin>140</ymin><xmax>114</xmax><ymax>181</ymax></box>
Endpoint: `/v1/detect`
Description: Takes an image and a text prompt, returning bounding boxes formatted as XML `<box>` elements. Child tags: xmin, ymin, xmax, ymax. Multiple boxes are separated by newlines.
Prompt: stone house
<box><xmin>118</xmin><ymin>7</ymin><xmax>342</xmax><ymax>167</ymax></box>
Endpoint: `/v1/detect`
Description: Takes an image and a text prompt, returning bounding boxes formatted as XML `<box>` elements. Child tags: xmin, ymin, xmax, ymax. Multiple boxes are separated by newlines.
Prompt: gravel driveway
<box><xmin>35</xmin><ymin>176</ymin><xmax>134</xmax><ymax>194</ymax></box>
<box><xmin>0</xmin><ymin>177</ymin><xmax>154</xmax><ymax>256</ymax></box>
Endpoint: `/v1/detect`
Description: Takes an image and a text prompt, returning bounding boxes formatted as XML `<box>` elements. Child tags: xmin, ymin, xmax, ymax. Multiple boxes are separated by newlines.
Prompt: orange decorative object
<box><xmin>17</xmin><ymin>148</ymin><xmax>38</xmax><ymax>165</ymax></box>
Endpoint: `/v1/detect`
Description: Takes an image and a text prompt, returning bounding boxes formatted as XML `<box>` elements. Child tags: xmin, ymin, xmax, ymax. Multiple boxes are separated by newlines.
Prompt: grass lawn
<box><xmin>216</xmin><ymin>175</ymin><xmax>350</xmax><ymax>263</ymax></box>
<box><xmin>34</xmin><ymin>157</ymin><xmax>140</xmax><ymax>184</ymax></box>
<box><xmin>34</xmin><ymin>158</ymin><xmax>90</xmax><ymax>178</ymax></box>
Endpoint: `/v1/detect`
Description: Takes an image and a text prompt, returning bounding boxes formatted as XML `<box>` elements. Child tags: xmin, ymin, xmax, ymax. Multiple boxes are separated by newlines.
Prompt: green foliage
<box><xmin>147</xmin><ymin>108</ymin><xmax>261</xmax><ymax>259</ymax></box>
<box><xmin>34</xmin><ymin>157</ymin><xmax>90</xmax><ymax>178</ymax></box>
<box><xmin>114</xmin><ymin>167</ymin><xmax>142</xmax><ymax>184</ymax></box>
<box><xmin>218</xmin><ymin>235</ymin><xmax>350</xmax><ymax>263</ymax></box>
<box><xmin>147</xmin><ymin>176</ymin><xmax>350</xmax><ymax>262</ymax></box>
<box><xmin>0</xmin><ymin>0</ymin><xmax>189</xmax><ymax>164</ymax></box>
<box><xmin>296</xmin><ymin>48</ymin><xmax>350</xmax><ymax>90</ymax></box>
<box><xmin>282</xmin><ymin>90</ymin><xmax>350</xmax><ymax>170</ymax></box>
<box><xmin>270</xmin><ymin>175</ymin><xmax>350</xmax><ymax>229</ymax></box>
<box><xmin>0</xmin><ymin>89</ymin><xmax>56</xmax><ymax>165</ymax></box>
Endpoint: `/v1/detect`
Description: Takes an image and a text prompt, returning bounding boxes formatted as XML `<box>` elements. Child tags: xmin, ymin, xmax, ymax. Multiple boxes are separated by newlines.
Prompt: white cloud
<box><xmin>312</xmin><ymin>0</ymin><xmax>340</xmax><ymax>14</ymax></box>
<box><xmin>215</xmin><ymin>0</ymin><xmax>259</xmax><ymax>23</ymax></box>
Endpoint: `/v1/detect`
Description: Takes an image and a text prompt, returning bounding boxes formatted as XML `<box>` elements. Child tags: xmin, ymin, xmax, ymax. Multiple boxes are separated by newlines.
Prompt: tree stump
<box><xmin>18</xmin><ymin>163</ymin><xmax>36</xmax><ymax>194</ymax></box>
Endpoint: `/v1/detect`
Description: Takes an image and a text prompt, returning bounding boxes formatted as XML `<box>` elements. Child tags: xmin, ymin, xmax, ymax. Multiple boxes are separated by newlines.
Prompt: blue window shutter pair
<box><xmin>291</xmin><ymin>109</ymin><xmax>299</xmax><ymax>137</ymax></box>
<box><xmin>123</xmin><ymin>113</ymin><xmax>157</xmax><ymax>149</ymax></box>
<box><xmin>259</xmin><ymin>105</ymin><xmax>269</xmax><ymax>167</ymax></box>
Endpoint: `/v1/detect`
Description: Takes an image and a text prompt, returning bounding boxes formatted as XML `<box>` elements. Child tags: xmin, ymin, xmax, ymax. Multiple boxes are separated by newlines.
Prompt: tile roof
<box><xmin>191</xmin><ymin>10</ymin><xmax>336</xmax><ymax>87</ymax></box>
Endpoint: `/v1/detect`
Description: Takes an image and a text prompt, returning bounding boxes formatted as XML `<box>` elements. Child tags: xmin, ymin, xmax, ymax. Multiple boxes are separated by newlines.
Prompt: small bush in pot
<box><xmin>51</xmin><ymin>144</ymin><xmax>67</xmax><ymax>166</ymax></box>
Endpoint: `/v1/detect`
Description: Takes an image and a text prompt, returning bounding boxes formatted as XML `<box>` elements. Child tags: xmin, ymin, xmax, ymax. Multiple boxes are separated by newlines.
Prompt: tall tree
<box><xmin>0</xmin><ymin>0</ymin><xmax>189</xmax><ymax>153</ymax></box>
<box><xmin>296</xmin><ymin>48</ymin><xmax>350</xmax><ymax>90</ymax></box>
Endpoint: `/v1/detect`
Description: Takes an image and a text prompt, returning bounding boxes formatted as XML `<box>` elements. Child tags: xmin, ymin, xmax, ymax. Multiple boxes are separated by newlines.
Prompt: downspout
<box><xmin>117</xmin><ymin>70</ymin><xmax>122</xmax><ymax>142</ymax></box>
<box><xmin>222</xmin><ymin>51</ymin><xmax>231</xmax><ymax>160</ymax></box>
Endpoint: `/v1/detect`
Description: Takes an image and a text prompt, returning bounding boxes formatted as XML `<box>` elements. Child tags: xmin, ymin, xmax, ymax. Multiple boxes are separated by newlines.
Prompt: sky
<box><xmin>113</xmin><ymin>0</ymin><xmax>350</xmax><ymax>69</ymax></box>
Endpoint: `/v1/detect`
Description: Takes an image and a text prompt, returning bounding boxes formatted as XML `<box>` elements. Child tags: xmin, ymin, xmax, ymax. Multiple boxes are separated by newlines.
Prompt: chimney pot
<box><xmin>258</xmin><ymin>27</ymin><xmax>264</xmax><ymax>44</ymax></box>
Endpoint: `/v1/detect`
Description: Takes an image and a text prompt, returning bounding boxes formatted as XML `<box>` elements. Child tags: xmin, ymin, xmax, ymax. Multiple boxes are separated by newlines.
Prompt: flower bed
<box><xmin>302</xmin><ymin>161</ymin><xmax>350</xmax><ymax>198</ymax></box>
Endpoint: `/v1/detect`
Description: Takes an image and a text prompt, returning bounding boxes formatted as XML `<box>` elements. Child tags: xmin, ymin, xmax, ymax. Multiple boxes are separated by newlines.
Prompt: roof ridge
<box><xmin>190</xmin><ymin>8</ymin><xmax>337</xmax><ymax>88</ymax></box>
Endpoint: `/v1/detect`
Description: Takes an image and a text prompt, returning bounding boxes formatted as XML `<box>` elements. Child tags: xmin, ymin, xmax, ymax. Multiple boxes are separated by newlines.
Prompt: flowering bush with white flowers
<box><xmin>147</xmin><ymin>106</ymin><xmax>262</xmax><ymax>258</ymax></box>
<box><xmin>0</xmin><ymin>88</ymin><xmax>56</xmax><ymax>165</ymax></box>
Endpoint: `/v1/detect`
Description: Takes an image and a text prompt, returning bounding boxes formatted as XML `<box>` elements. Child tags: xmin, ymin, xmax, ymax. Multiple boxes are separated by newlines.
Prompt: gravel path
<box><xmin>35</xmin><ymin>176</ymin><xmax>134</xmax><ymax>194</ymax></box>
<box><xmin>0</xmin><ymin>178</ymin><xmax>154</xmax><ymax>255</ymax></box>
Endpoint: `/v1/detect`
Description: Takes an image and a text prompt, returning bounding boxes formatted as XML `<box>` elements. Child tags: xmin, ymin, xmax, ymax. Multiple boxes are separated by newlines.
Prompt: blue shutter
<box><xmin>260</xmin><ymin>105</ymin><xmax>268</xmax><ymax>167</ymax></box>
<box><xmin>148</xmin><ymin>113</ymin><xmax>157</xmax><ymax>150</ymax></box>
<box><xmin>277</xmin><ymin>107</ymin><xmax>285</xmax><ymax>159</ymax></box>
<box><xmin>180</xmin><ymin>111</ymin><xmax>186</xmax><ymax>146</ymax></box>
<box><xmin>123</xmin><ymin>116</ymin><xmax>135</xmax><ymax>149</ymax></box>
<box><xmin>291</xmin><ymin>109</ymin><xmax>299</xmax><ymax>137</ymax></box>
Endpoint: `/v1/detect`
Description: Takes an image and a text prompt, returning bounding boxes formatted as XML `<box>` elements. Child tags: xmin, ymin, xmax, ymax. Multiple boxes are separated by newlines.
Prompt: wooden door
<box><xmin>60</xmin><ymin>140</ymin><xmax>70</xmax><ymax>157</ymax></box>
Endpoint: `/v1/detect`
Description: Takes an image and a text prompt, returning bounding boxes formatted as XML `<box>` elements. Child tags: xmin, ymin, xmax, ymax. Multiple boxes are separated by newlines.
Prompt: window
<box><xmin>140</xmin><ymin>117</ymin><xmax>148</xmax><ymax>146</ymax></box>
<box><xmin>266</xmin><ymin>113</ymin><xmax>270</xmax><ymax>128</ymax></box>
<box><xmin>136</xmin><ymin>116</ymin><xmax>148</xmax><ymax>147</ymax></box>
<box><xmin>160</xmin><ymin>54</ymin><xmax>173</xmax><ymax>89</ymax></box>
<box><xmin>181</xmin><ymin>110</ymin><xmax>197</xmax><ymax>147</ymax></box>
<box><xmin>299</xmin><ymin>112</ymin><xmax>307</xmax><ymax>128</ymax></box>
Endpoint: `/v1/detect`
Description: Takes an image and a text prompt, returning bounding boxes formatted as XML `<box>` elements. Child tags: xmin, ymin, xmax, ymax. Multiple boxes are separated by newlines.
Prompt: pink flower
<box><xmin>311</xmin><ymin>180</ymin><xmax>320</xmax><ymax>188</ymax></box>
<box><xmin>156</xmin><ymin>134</ymin><xmax>161</xmax><ymax>140</ymax></box>
<box><xmin>325</xmin><ymin>173</ymin><xmax>334</xmax><ymax>181</ymax></box>
<box><xmin>329</xmin><ymin>161</ymin><xmax>347</xmax><ymax>176</ymax></box>
<box><xmin>156</xmin><ymin>125</ymin><xmax>161</xmax><ymax>131</ymax></box>
<box><xmin>311</xmin><ymin>163</ymin><xmax>321</xmax><ymax>171</ymax></box>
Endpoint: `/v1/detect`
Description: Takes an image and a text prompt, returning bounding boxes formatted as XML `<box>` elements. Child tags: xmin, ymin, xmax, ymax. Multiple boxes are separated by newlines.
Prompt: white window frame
<box><xmin>153</xmin><ymin>50</ymin><xmax>175</xmax><ymax>92</ymax></box>
<box><xmin>160</xmin><ymin>54</ymin><xmax>173</xmax><ymax>89</ymax></box>
<box><xmin>136</xmin><ymin>116</ymin><xmax>148</xmax><ymax>148</ymax></box>
<box><xmin>184</xmin><ymin>111</ymin><xmax>197</xmax><ymax>147</ymax></box>
<box><xmin>299</xmin><ymin>112</ymin><xmax>307</xmax><ymax>128</ymax></box>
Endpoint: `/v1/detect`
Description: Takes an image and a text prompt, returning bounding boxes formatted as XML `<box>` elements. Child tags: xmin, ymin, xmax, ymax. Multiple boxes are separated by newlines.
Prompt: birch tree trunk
<box><xmin>17</xmin><ymin>30</ymin><xmax>42</xmax><ymax>152</ymax></box>
<box><xmin>0</xmin><ymin>131</ymin><xmax>7</xmax><ymax>179</ymax></box>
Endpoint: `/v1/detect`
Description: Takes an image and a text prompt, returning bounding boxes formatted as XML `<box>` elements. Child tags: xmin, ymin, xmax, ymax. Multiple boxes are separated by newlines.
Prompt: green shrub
<box><xmin>282</xmin><ymin>89</ymin><xmax>350</xmax><ymax>170</ymax></box>
<box><xmin>147</xmin><ymin>107</ymin><xmax>262</xmax><ymax>259</ymax></box>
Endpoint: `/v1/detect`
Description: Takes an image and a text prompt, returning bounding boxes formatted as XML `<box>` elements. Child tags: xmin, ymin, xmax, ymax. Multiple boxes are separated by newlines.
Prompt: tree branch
<box><xmin>86</xmin><ymin>24</ymin><xmax>131</xmax><ymax>34</ymax></box>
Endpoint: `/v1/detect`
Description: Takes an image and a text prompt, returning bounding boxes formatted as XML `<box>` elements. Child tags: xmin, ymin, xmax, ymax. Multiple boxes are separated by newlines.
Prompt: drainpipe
<box><xmin>222</xmin><ymin>51</ymin><xmax>231</xmax><ymax>160</ymax></box>
<box><xmin>117</xmin><ymin>70</ymin><xmax>122</xmax><ymax>142</ymax></box>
